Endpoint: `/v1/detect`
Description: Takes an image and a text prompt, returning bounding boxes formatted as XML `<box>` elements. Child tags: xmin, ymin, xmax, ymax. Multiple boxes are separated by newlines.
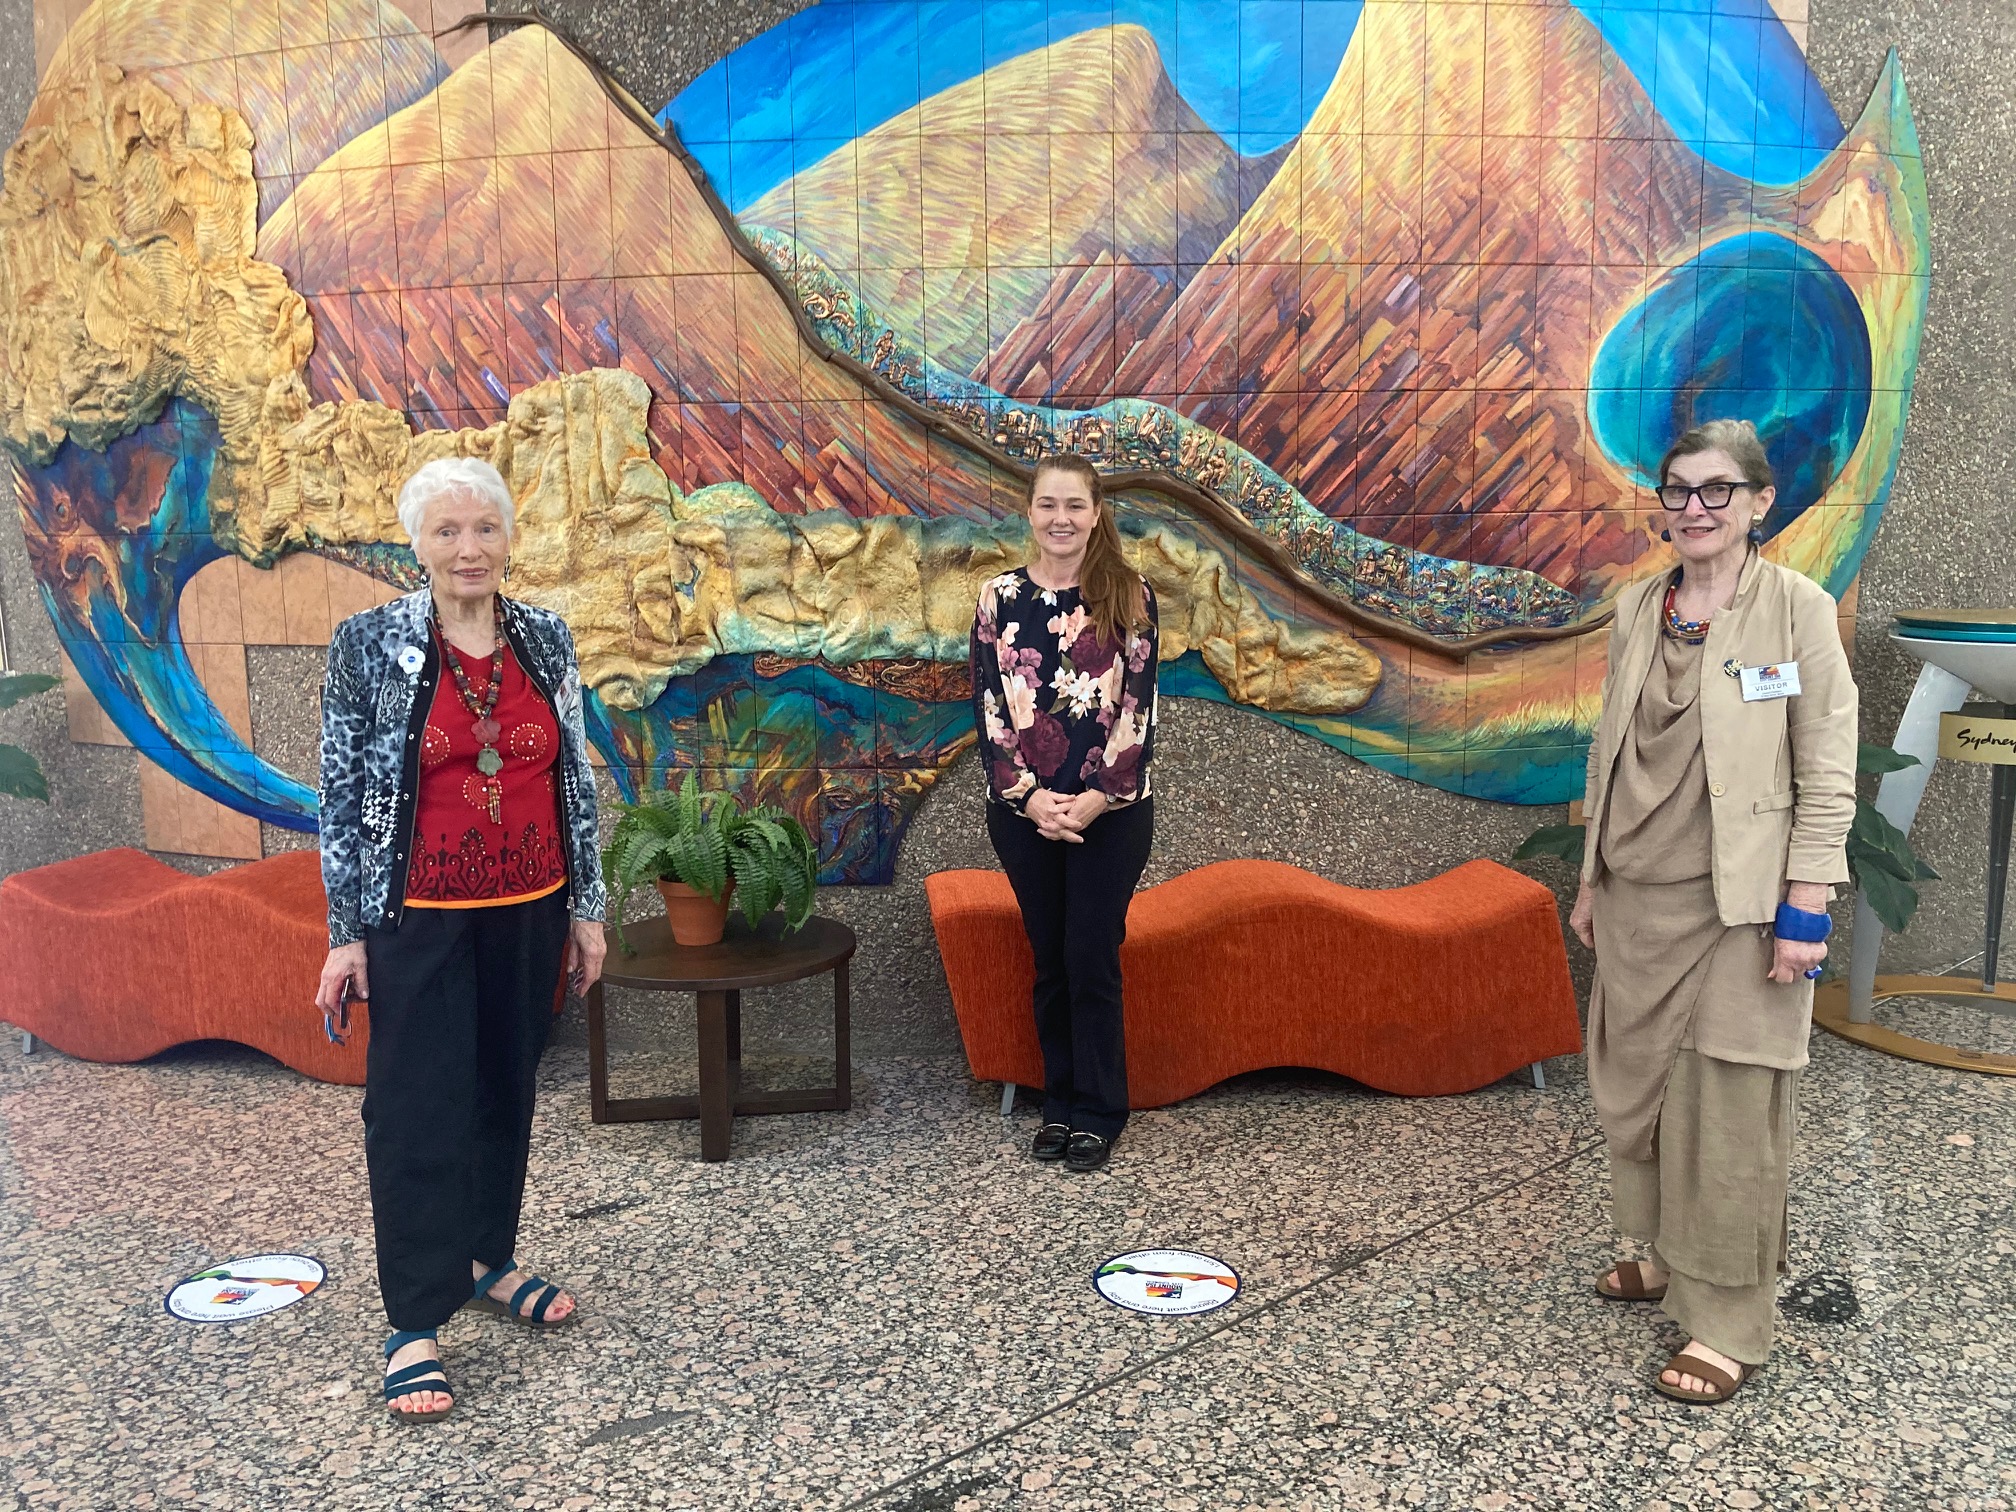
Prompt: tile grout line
<box><xmin>837</xmin><ymin>1133</ymin><xmax>1610</xmax><ymax>1511</ymax></box>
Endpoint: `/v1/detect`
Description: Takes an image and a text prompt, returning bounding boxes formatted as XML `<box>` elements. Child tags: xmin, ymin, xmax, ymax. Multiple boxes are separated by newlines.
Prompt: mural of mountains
<box><xmin>726</xmin><ymin>2</ymin><xmax>1911</xmax><ymax>616</ymax></box>
<box><xmin>257</xmin><ymin>26</ymin><xmax>999</xmax><ymax>521</ymax></box>
<box><xmin>745</xmin><ymin>24</ymin><xmax>1288</xmax><ymax>391</ymax></box>
<box><xmin>1096</xmin><ymin>1</ymin><xmax>1787</xmax><ymax>593</ymax></box>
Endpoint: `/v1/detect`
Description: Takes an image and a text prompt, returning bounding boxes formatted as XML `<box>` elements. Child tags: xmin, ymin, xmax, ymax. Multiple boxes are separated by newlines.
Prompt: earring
<box><xmin>1659</xmin><ymin>528</ymin><xmax>1671</xmax><ymax>542</ymax></box>
<box><xmin>1746</xmin><ymin>517</ymin><xmax>1765</xmax><ymax>546</ymax></box>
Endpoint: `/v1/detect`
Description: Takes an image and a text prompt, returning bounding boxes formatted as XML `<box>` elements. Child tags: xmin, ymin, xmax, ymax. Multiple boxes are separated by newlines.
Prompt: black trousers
<box><xmin>986</xmin><ymin>798</ymin><xmax>1153</xmax><ymax>1141</ymax></box>
<box><xmin>362</xmin><ymin>890</ymin><xmax>569</xmax><ymax>1331</ymax></box>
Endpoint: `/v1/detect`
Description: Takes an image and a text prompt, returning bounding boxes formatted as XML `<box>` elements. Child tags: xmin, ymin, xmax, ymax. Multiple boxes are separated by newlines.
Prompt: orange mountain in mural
<box><xmin>256</xmin><ymin>26</ymin><xmax>1000</xmax><ymax>521</ymax></box>
<box><xmin>748</xmin><ymin>24</ymin><xmax>1284</xmax><ymax>389</ymax></box>
<box><xmin>31</xmin><ymin>0</ymin><xmax>447</xmax><ymax>220</ymax></box>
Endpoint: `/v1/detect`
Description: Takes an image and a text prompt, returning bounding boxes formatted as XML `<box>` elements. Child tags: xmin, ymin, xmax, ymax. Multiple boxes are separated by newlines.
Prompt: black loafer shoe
<box><xmin>1031</xmin><ymin>1123</ymin><xmax>1071</xmax><ymax>1161</ymax></box>
<box><xmin>1063</xmin><ymin>1132</ymin><xmax>1113</xmax><ymax>1173</ymax></box>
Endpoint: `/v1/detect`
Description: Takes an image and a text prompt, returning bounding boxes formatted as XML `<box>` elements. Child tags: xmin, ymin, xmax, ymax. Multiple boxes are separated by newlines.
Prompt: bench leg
<box><xmin>999</xmin><ymin>1081</ymin><xmax>1016</xmax><ymax>1117</ymax></box>
<box><xmin>20</xmin><ymin>1032</ymin><xmax>36</xmax><ymax>1056</ymax></box>
<box><xmin>1529</xmin><ymin>1061</ymin><xmax>1548</xmax><ymax>1090</ymax></box>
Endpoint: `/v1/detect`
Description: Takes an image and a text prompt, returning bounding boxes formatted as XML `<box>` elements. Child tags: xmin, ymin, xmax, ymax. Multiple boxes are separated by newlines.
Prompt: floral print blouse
<box><xmin>969</xmin><ymin>567</ymin><xmax>1159</xmax><ymax>812</ymax></box>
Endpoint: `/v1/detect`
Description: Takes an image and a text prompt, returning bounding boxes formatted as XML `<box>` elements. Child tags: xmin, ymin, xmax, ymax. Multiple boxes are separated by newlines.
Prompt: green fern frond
<box><xmin>727</xmin><ymin>843</ymin><xmax>772</xmax><ymax>926</ymax></box>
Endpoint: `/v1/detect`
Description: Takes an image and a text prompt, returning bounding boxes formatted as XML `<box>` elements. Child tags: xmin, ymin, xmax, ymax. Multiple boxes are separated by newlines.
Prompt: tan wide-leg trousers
<box><xmin>1609</xmin><ymin>1049</ymin><xmax>1800</xmax><ymax>1365</ymax></box>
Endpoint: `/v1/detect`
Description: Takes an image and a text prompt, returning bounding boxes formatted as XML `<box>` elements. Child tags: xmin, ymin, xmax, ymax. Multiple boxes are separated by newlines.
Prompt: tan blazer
<box><xmin>1581</xmin><ymin>552</ymin><xmax>1857</xmax><ymax>925</ymax></box>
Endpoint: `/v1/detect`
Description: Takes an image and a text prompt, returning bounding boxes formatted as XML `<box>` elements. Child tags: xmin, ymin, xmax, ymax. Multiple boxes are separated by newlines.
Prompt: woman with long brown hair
<box><xmin>970</xmin><ymin>453</ymin><xmax>1159</xmax><ymax>1174</ymax></box>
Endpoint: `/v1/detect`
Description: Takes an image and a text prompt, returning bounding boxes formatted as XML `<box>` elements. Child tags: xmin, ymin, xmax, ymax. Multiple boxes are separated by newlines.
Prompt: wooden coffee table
<box><xmin>585</xmin><ymin>913</ymin><xmax>856</xmax><ymax>1160</ymax></box>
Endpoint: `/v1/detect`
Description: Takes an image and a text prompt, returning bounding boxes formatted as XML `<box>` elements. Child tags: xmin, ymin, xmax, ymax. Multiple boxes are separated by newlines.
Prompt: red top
<box><xmin>404</xmin><ymin>639</ymin><xmax>569</xmax><ymax>907</ymax></box>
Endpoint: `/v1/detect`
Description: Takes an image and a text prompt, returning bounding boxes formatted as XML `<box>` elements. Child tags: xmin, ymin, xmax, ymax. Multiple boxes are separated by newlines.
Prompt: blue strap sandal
<box><xmin>383</xmin><ymin>1330</ymin><xmax>454</xmax><ymax>1422</ymax></box>
<box><xmin>470</xmin><ymin>1260</ymin><xmax>577</xmax><ymax>1328</ymax></box>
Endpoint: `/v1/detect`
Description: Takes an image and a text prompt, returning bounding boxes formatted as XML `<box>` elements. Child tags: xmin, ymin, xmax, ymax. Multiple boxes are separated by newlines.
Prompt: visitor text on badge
<box><xmin>1740</xmin><ymin>663</ymin><xmax>1801</xmax><ymax>702</ymax></box>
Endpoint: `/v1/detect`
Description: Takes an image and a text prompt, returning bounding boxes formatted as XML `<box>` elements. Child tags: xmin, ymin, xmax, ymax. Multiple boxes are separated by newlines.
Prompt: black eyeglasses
<box><xmin>1656</xmin><ymin>481</ymin><xmax>1751</xmax><ymax>512</ymax></box>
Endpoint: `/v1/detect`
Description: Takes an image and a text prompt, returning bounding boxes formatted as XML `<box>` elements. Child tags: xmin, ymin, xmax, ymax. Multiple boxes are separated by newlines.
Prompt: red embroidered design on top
<box><xmin>406</xmin><ymin>823</ymin><xmax>567</xmax><ymax>903</ymax></box>
<box><xmin>507</xmin><ymin>722</ymin><xmax>550</xmax><ymax>762</ymax></box>
<box><xmin>420</xmin><ymin>724</ymin><xmax>451</xmax><ymax>767</ymax></box>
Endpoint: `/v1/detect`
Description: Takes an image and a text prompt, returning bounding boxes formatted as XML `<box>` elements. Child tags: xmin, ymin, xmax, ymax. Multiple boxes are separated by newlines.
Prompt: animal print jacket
<box><xmin>319</xmin><ymin>590</ymin><xmax>606</xmax><ymax>947</ymax></box>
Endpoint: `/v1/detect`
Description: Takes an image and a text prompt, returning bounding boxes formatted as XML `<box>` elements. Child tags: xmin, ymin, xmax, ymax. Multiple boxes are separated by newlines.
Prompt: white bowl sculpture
<box><xmin>1890</xmin><ymin>633</ymin><xmax>2016</xmax><ymax>704</ymax></box>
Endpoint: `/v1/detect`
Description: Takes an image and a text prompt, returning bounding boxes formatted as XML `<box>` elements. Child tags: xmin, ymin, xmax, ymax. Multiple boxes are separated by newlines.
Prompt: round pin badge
<box><xmin>1093</xmin><ymin>1249</ymin><xmax>1241</xmax><ymax>1317</ymax></box>
<box><xmin>164</xmin><ymin>1254</ymin><xmax>326</xmax><ymax>1325</ymax></box>
<box><xmin>396</xmin><ymin>645</ymin><xmax>426</xmax><ymax>674</ymax></box>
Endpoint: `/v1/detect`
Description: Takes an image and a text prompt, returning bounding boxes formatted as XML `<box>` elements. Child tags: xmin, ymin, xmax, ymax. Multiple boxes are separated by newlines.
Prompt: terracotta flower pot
<box><xmin>655</xmin><ymin>879</ymin><xmax>735</xmax><ymax>947</ymax></box>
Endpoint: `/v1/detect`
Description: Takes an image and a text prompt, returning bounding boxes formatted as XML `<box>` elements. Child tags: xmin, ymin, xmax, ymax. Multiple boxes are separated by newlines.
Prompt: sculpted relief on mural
<box><xmin>1</xmin><ymin>0</ymin><xmax>1928</xmax><ymax>878</ymax></box>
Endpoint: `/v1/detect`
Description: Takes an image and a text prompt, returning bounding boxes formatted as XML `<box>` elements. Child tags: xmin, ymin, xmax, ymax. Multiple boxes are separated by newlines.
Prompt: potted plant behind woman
<box><xmin>603</xmin><ymin>772</ymin><xmax>819</xmax><ymax>948</ymax></box>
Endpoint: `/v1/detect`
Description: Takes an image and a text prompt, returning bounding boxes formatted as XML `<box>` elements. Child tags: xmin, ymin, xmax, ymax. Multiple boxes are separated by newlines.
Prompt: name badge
<box><xmin>1739</xmin><ymin>662</ymin><xmax>1801</xmax><ymax>702</ymax></box>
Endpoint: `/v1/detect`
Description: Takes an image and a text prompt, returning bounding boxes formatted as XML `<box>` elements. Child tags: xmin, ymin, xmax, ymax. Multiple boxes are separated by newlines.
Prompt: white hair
<box><xmin>396</xmin><ymin>456</ymin><xmax>515</xmax><ymax>544</ymax></box>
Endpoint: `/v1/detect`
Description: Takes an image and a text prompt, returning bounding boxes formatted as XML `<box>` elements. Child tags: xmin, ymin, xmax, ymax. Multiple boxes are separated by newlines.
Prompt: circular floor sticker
<box><xmin>1094</xmin><ymin>1249</ymin><xmax>1241</xmax><ymax>1317</ymax></box>
<box><xmin>165</xmin><ymin>1254</ymin><xmax>326</xmax><ymax>1324</ymax></box>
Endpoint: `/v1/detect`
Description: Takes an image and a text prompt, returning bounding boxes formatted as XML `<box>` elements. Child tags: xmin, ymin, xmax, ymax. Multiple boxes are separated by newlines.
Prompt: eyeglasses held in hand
<box><xmin>1656</xmin><ymin>481</ymin><xmax>1751</xmax><ymax>512</ymax></box>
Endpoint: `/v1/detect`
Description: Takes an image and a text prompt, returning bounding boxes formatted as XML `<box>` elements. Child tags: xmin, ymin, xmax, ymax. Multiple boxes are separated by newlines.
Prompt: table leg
<box><xmin>586</xmin><ymin>981</ymin><xmax>610</xmax><ymax>1124</ymax></box>
<box><xmin>1986</xmin><ymin>758</ymin><xmax>2015</xmax><ymax>992</ymax></box>
<box><xmin>1849</xmin><ymin>661</ymin><xmax>1973</xmax><ymax>1021</ymax></box>
<box><xmin>834</xmin><ymin>959</ymin><xmax>852</xmax><ymax>1112</ymax></box>
<box><xmin>697</xmin><ymin>989</ymin><xmax>733</xmax><ymax>1161</ymax></box>
<box><xmin>725</xmin><ymin>989</ymin><xmax>743</xmax><ymax>1102</ymax></box>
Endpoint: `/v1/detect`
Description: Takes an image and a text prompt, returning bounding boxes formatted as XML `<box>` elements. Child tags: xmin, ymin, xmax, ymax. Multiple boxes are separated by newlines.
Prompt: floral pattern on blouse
<box><xmin>969</xmin><ymin>567</ymin><xmax>1159</xmax><ymax>812</ymax></box>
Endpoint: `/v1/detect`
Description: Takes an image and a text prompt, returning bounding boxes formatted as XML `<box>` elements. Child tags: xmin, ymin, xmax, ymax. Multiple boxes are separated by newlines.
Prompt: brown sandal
<box><xmin>1651</xmin><ymin>1349</ymin><xmax>1753</xmax><ymax>1406</ymax></box>
<box><xmin>1595</xmin><ymin>1260</ymin><xmax>1668</xmax><ymax>1302</ymax></box>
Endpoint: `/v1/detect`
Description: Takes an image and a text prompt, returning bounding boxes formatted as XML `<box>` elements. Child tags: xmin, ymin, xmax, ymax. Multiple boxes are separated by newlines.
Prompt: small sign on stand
<box><xmin>1938</xmin><ymin>712</ymin><xmax>2016</xmax><ymax>765</ymax></box>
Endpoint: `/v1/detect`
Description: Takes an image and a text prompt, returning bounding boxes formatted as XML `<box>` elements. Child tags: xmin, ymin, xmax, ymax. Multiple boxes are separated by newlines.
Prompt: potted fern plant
<box><xmin>602</xmin><ymin>772</ymin><xmax>819</xmax><ymax>949</ymax></box>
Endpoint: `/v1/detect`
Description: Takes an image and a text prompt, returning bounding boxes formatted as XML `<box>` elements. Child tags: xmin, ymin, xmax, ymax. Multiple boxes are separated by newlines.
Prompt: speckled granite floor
<box><xmin>0</xmin><ymin>1008</ymin><xmax>2008</xmax><ymax>1512</ymax></box>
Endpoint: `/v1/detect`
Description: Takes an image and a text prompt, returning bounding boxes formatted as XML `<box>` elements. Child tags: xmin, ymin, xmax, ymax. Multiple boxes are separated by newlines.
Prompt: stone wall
<box><xmin>1</xmin><ymin>0</ymin><xmax>2010</xmax><ymax>1056</ymax></box>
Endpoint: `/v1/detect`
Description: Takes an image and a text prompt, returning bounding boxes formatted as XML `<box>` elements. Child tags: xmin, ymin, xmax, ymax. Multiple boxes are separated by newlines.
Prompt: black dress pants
<box><xmin>362</xmin><ymin>889</ymin><xmax>569</xmax><ymax>1331</ymax></box>
<box><xmin>986</xmin><ymin>798</ymin><xmax>1153</xmax><ymax>1141</ymax></box>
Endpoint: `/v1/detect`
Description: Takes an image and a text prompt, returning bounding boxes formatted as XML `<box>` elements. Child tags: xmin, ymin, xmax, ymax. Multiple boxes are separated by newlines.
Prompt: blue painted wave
<box><xmin>19</xmin><ymin>401</ymin><xmax>321</xmax><ymax>829</ymax></box>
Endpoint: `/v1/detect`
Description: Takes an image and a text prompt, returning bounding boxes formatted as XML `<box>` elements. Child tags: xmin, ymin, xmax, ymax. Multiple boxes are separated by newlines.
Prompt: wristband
<box><xmin>1773</xmin><ymin>902</ymin><xmax>1832</xmax><ymax>943</ymax></box>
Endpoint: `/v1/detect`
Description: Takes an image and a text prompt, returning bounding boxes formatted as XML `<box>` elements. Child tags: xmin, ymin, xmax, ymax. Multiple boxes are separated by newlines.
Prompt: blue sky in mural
<box><xmin>664</xmin><ymin>0</ymin><xmax>1845</xmax><ymax>211</ymax></box>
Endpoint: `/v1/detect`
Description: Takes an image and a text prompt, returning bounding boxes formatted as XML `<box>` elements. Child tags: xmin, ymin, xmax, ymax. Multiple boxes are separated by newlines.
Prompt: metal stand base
<box><xmin>1529</xmin><ymin>1061</ymin><xmax>1548</xmax><ymax>1090</ymax></box>
<box><xmin>999</xmin><ymin>1082</ymin><xmax>1017</xmax><ymax>1117</ymax></box>
<box><xmin>1814</xmin><ymin>976</ymin><xmax>2016</xmax><ymax>1076</ymax></box>
<box><xmin>1983</xmin><ymin>760</ymin><xmax>2014</xmax><ymax>991</ymax></box>
<box><xmin>20</xmin><ymin>1032</ymin><xmax>35</xmax><ymax>1056</ymax></box>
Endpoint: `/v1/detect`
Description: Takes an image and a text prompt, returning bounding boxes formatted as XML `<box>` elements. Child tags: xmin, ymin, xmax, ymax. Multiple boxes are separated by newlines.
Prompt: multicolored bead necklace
<box><xmin>435</xmin><ymin>600</ymin><xmax>508</xmax><ymax>821</ymax></box>
<box><xmin>1661</xmin><ymin>580</ymin><xmax>1711</xmax><ymax>645</ymax></box>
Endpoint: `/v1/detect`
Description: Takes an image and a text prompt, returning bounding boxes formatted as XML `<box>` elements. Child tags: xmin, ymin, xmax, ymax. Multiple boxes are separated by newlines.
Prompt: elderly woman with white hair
<box><xmin>315</xmin><ymin>456</ymin><xmax>606</xmax><ymax>1422</ymax></box>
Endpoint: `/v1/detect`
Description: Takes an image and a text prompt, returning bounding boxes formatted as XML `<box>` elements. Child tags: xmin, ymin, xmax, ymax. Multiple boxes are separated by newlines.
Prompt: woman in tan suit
<box><xmin>1570</xmin><ymin>419</ymin><xmax>1856</xmax><ymax>1405</ymax></box>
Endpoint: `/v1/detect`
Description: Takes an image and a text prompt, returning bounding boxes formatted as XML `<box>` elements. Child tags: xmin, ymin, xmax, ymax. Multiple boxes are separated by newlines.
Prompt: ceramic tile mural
<box><xmin>2</xmin><ymin>0</ymin><xmax>1928</xmax><ymax>876</ymax></box>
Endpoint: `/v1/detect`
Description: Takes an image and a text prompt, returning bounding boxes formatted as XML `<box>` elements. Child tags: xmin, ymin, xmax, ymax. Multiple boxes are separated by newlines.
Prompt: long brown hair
<box><xmin>1029</xmin><ymin>454</ymin><xmax>1145</xmax><ymax>644</ymax></box>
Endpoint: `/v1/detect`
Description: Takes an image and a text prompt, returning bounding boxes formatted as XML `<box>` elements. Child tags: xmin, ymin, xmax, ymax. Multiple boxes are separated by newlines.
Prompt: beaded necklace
<box><xmin>1661</xmin><ymin>579</ymin><xmax>1711</xmax><ymax>645</ymax></box>
<box><xmin>434</xmin><ymin>599</ymin><xmax>508</xmax><ymax>821</ymax></box>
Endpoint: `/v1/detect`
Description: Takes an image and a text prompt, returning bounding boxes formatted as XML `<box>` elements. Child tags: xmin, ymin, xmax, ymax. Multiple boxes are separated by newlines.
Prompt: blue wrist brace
<box><xmin>1774</xmin><ymin>902</ymin><xmax>1832</xmax><ymax>942</ymax></box>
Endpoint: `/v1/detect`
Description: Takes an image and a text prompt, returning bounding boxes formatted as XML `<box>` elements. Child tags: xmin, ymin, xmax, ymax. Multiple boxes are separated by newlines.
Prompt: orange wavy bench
<box><xmin>925</xmin><ymin>857</ymin><xmax>1581</xmax><ymax>1105</ymax></box>
<box><xmin>0</xmin><ymin>848</ymin><xmax>363</xmax><ymax>1085</ymax></box>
